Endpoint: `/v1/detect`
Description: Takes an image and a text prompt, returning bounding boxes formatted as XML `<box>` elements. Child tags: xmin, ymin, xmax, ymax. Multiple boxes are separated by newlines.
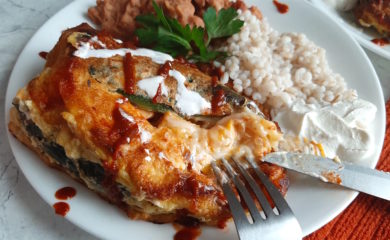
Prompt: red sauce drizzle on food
<box><xmin>28</xmin><ymin>58</ymin><xmax>75</xmax><ymax>119</ymax></box>
<box><xmin>211</xmin><ymin>76</ymin><xmax>219</xmax><ymax>88</ymax></box>
<box><xmin>198</xmin><ymin>64</ymin><xmax>223</xmax><ymax>80</ymax></box>
<box><xmin>98</xmin><ymin>96</ymin><xmax>154</xmax><ymax>207</ymax></box>
<box><xmin>124</xmin><ymin>53</ymin><xmax>136</xmax><ymax>94</ymax></box>
<box><xmin>174</xmin><ymin>227</ymin><xmax>201</xmax><ymax>240</ymax></box>
<box><xmin>39</xmin><ymin>51</ymin><xmax>48</xmax><ymax>59</ymax></box>
<box><xmin>89</xmin><ymin>97</ymin><xmax>145</xmax><ymax>162</ymax></box>
<box><xmin>175</xmin><ymin>56</ymin><xmax>198</xmax><ymax>69</ymax></box>
<box><xmin>121</xmin><ymin>35</ymin><xmax>140</xmax><ymax>49</ymax></box>
<box><xmin>123</xmin><ymin>41</ymin><xmax>136</xmax><ymax>49</ymax></box>
<box><xmin>58</xmin><ymin>59</ymin><xmax>76</xmax><ymax>100</ymax></box>
<box><xmin>95</xmin><ymin>32</ymin><xmax>122</xmax><ymax>49</ymax></box>
<box><xmin>371</xmin><ymin>38</ymin><xmax>390</xmax><ymax>47</ymax></box>
<box><xmin>211</xmin><ymin>88</ymin><xmax>226</xmax><ymax>113</ymax></box>
<box><xmin>153</xmin><ymin>83</ymin><xmax>163</xmax><ymax>103</ymax></box>
<box><xmin>273</xmin><ymin>0</ymin><xmax>289</xmax><ymax>14</ymax></box>
<box><xmin>53</xmin><ymin>202</ymin><xmax>70</xmax><ymax>216</ymax></box>
<box><xmin>214</xmin><ymin>67</ymin><xmax>224</xmax><ymax>79</ymax></box>
<box><xmin>94</xmin><ymin>99</ymin><xmax>143</xmax><ymax>205</ymax></box>
<box><xmin>55</xmin><ymin>187</ymin><xmax>77</xmax><ymax>200</ymax></box>
<box><xmin>149</xmin><ymin>61</ymin><xmax>173</xmax><ymax>104</ymax></box>
<box><xmin>111</xmin><ymin>99</ymin><xmax>140</xmax><ymax>155</ymax></box>
<box><xmin>158</xmin><ymin>61</ymin><xmax>173</xmax><ymax>78</ymax></box>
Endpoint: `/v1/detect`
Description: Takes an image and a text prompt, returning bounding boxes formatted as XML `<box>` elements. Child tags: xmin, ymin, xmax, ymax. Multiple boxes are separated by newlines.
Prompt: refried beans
<box><xmin>88</xmin><ymin>0</ymin><xmax>261</xmax><ymax>39</ymax></box>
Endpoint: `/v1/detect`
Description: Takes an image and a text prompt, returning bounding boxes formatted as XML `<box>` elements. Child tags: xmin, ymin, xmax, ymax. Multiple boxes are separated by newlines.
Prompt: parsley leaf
<box><xmin>134</xmin><ymin>27</ymin><xmax>158</xmax><ymax>46</ymax></box>
<box><xmin>134</xmin><ymin>0</ymin><xmax>243</xmax><ymax>62</ymax></box>
<box><xmin>167</xmin><ymin>18</ymin><xmax>193</xmax><ymax>42</ymax></box>
<box><xmin>154</xmin><ymin>27</ymin><xmax>191</xmax><ymax>57</ymax></box>
<box><xmin>190</xmin><ymin>26</ymin><xmax>207</xmax><ymax>55</ymax></box>
<box><xmin>191</xmin><ymin>51</ymin><xmax>227</xmax><ymax>62</ymax></box>
<box><xmin>152</xmin><ymin>0</ymin><xmax>172</xmax><ymax>32</ymax></box>
<box><xmin>203</xmin><ymin>7</ymin><xmax>244</xmax><ymax>46</ymax></box>
<box><xmin>135</xmin><ymin>14</ymin><xmax>159</xmax><ymax>28</ymax></box>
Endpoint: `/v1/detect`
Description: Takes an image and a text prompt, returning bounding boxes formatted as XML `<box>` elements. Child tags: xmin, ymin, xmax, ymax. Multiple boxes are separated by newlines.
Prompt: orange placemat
<box><xmin>305</xmin><ymin>100</ymin><xmax>390</xmax><ymax>240</ymax></box>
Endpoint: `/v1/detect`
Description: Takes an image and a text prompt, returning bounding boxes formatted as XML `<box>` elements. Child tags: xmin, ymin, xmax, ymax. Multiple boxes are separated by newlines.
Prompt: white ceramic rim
<box><xmin>4</xmin><ymin>0</ymin><xmax>386</xmax><ymax>239</ymax></box>
<box><xmin>310</xmin><ymin>0</ymin><xmax>390</xmax><ymax>60</ymax></box>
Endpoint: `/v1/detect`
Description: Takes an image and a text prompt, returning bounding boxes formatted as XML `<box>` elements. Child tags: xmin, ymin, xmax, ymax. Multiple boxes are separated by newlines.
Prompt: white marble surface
<box><xmin>0</xmin><ymin>1</ymin><xmax>389</xmax><ymax>240</ymax></box>
<box><xmin>0</xmin><ymin>0</ymin><xmax>96</xmax><ymax>239</ymax></box>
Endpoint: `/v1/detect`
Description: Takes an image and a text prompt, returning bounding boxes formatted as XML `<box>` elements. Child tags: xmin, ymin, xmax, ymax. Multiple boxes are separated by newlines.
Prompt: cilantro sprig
<box><xmin>135</xmin><ymin>1</ymin><xmax>244</xmax><ymax>62</ymax></box>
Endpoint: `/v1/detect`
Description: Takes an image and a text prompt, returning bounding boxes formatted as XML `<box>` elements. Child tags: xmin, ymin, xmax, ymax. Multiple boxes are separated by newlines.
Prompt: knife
<box><xmin>263</xmin><ymin>152</ymin><xmax>390</xmax><ymax>201</ymax></box>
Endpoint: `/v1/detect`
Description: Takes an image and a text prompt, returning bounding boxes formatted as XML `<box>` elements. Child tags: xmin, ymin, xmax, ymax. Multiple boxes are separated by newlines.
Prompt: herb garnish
<box><xmin>135</xmin><ymin>1</ymin><xmax>244</xmax><ymax>62</ymax></box>
<box><xmin>117</xmin><ymin>89</ymin><xmax>172</xmax><ymax>113</ymax></box>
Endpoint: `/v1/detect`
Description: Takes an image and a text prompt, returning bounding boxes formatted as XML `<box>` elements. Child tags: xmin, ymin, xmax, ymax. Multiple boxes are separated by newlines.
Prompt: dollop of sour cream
<box><xmin>272</xmin><ymin>99</ymin><xmax>377</xmax><ymax>163</ymax></box>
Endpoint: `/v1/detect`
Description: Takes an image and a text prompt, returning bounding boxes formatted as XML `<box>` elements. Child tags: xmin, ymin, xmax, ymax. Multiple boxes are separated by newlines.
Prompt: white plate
<box><xmin>4</xmin><ymin>0</ymin><xmax>386</xmax><ymax>239</ymax></box>
<box><xmin>310</xmin><ymin>0</ymin><xmax>390</xmax><ymax>60</ymax></box>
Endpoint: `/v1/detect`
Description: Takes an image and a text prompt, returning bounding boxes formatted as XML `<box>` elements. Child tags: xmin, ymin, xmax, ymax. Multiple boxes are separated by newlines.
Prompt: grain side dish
<box><xmin>218</xmin><ymin>9</ymin><xmax>357</xmax><ymax>109</ymax></box>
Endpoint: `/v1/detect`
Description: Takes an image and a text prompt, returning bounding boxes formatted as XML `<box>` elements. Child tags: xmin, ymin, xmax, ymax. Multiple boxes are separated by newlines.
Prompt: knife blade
<box><xmin>263</xmin><ymin>152</ymin><xmax>390</xmax><ymax>201</ymax></box>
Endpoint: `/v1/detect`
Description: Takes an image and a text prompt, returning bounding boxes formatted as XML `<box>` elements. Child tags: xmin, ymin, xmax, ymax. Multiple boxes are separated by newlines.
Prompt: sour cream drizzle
<box><xmin>90</xmin><ymin>36</ymin><xmax>106</xmax><ymax>48</ymax></box>
<box><xmin>74</xmin><ymin>37</ymin><xmax>210</xmax><ymax>116</ymax></box>
<box><xmin>137</xmin><ymin>76</ymin><xmax>168</xmax><ymax>98</ymax></box>
<box><xmin>73</xmin><ymin>41</ymin><xmax>173</xmax><ymax>64</ymax></box>
<box><xmin>169</xmin><ymin>70</ymin><xmax>211</xmax><ymax>116</ymax></box>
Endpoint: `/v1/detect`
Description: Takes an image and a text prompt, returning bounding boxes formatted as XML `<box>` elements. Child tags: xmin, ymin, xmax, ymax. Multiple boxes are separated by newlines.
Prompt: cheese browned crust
<box><xmin>8</xmin><ymin>23</ymin><xmax>288</xmax><ymax>226</ymax></box>
<box><xmin>354</xmin><ymin>0</ymin><xmax>390</xmax><ymax>36</ymax></box>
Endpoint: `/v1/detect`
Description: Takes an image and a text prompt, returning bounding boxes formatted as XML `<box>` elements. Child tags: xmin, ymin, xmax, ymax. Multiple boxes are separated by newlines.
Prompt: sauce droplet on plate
<box><xmin>174</xmin><ymin>227</ymin><xmax>201</xmax><ymax>240</ymax></box>
<box><xmin>55</xmin><ymin>186</ymin><xmax>77</xmax><ymax>200</ymax></box>
<box><xmin>53</xmin><ymin>202</ymin><xmax>70</xmax><ymax>216</ymax></box>
<box><xmin>371</xmin><ymin>38</ymin><xmax>390</xmax><ymax>47</ymax></box>
<box><xmin>39</xmin><ymin>51</ymin><xmax>48</xmax><ymax>59</ymax></box>
<box><xmin>273</xmin><ymin>0</ymin><xmax>289</xmax><ymax>14</ymax></box>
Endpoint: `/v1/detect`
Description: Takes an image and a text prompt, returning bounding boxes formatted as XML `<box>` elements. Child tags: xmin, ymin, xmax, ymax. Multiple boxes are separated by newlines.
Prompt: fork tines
<box><xmin>211</xmin><ymin>157</ymin><xmax>291</xmax><ymax>224</ymax></box>
<box><xmin>212</xmin><ymin>157</ymin><xmax>302</xmax><ymax>240</ymax></box>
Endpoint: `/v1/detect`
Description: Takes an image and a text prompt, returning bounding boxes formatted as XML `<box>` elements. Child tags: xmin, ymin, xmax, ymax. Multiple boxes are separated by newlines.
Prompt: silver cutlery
<box><xmin>212</xmin><ymin>157</ymin><xmax>302</xmax><ymax>240</ymax></box>
<box><xmin>264</xmin><ymin>152</ymin><xmax>390</xmax><ymax>201</ymax></box>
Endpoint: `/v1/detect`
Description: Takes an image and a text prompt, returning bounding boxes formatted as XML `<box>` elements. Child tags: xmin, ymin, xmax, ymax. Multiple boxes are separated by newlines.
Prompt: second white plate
<box><xmin>311</xmin><ymin>0</ymin><xmax>390</xmax><ymax>60</ymax></box>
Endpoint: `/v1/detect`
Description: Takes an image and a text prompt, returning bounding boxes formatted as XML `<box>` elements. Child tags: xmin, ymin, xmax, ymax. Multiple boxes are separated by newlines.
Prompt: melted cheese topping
<box><xmin>157</xmin><ymin>110</ymin><xmax>282</xmax><ymax>171</ymax></box>
<box><xmin>69</xmin><ymin>33</ymin><xmax>280</xmax><ymax>173</ymax></box>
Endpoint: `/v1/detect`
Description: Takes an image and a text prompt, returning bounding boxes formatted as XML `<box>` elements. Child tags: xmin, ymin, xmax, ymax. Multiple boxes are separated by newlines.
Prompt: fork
<box><xmin>211</xmin><ymin>157</ymin><xmax>302</xmax><ymax>240</ymax></box>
